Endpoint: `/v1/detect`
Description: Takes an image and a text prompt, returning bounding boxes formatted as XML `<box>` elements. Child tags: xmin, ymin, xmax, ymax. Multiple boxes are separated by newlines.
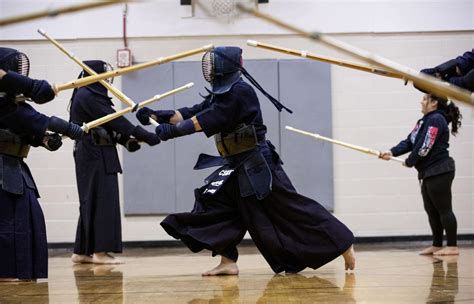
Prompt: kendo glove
<box><xmin>136</xmin><ymin>107</ymin><xmax>155</xmax><ymax>125</ymax></box>
<box><xmin>154</xmin><ymin>110</ymin><xmax>176</xmax><ymax>123</ymax></box>
<box><xmin>48</xmin><ymin>116</ymin><xmax>84</xmax><ymax>140</ymax></box>
<box><xmin>132</xmin><ymin>125</ymin><xmax>161</xmax><ymax>146</ymax></box>
<box><xmin>116</xmin><ymin>133</ymin><xmax>141</xmax><ymax>152</ymax></box>
<box><xmin>420</xmin><ymin>68</ymin><xmax>441</xmax><ymax>79</ymax></box>
<box><xmin>2</xmin><ymin>71</ymin><xmax>55</xmax><ymax>104</ymax></box>
<box><xmin>28</xmin><ymin>79</ymin><xmax>56</xmax><ymax>104</ymax></box>
<box><xmin>448</xmin><ymin>69</ymin><xmax>474</xmax><ymax>91</ymax></box>
<box><xmin>421</xmin><ymin>59</ymin><xmax>459</xmax><ymax>81</ymax></box>
<box><xmin>42</xmin><ymin>133</ymin><xmax>63</xmax><ymax>151</ymax></box>
<box><xmin>124</xmin><ymin>138</ymin><xmax>141</xmax><ymax>152</ymax></box>
<box><xmin>136</xmin><ymin>107</ymin><xmax>176</xmax><ymax>125</ymax></box>
<box><xmin>155</xmin><ymin>119</ymin><xmax>195</xmax><ymax>141</ymax></box>
<box><xmin>416</xmin><ymin>67</ymin><xmax>444</xmax><ymax>93</ymax></box>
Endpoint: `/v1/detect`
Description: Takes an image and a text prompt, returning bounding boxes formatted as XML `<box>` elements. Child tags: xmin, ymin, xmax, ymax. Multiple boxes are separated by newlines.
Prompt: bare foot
<box><xmin>92</xmin><ymin>253</ymin><xmax>123</xmax><ymax>264</ymax></box>
<box><xmin>202</xmin><ymin>256</ymin><xmax>239</xmax><ymax>276</ymax></box>
<box><xmin>342</xmin><ymin>245</ymin><xmax>356</xmax><ymax>271</ymax></box>
<box><xmin>419</xmin><ymin>246</ymin><xmax>443</xmax><ymax>255</ymax></box>
<box><xmin>433</xmin><ymin>246</ymin><xmax>459</xmax><ymax>256</ymax></box>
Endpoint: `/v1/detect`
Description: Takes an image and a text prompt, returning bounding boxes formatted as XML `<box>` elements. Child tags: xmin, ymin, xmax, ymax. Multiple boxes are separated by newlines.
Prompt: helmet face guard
<box><xmin>0</xmin><ymin>47</ymin><xmax>30</xmax><ymax>77</ymax></box>
<box><xmin>202</xmin><ymin>50</ymin><xmax>215</xmax><ymax>83</ymax></box>
<box><xmin>104</xmin><ymin>62</ymin><xmax>114</xmax><ymax>84</ymax></box>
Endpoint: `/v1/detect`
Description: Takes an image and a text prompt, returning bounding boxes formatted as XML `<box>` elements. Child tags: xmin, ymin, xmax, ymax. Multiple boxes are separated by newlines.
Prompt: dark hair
<box><xmin>429</xmin><ymin>94</ymin><xmax>462</xmax><ymax>135</ymax></box>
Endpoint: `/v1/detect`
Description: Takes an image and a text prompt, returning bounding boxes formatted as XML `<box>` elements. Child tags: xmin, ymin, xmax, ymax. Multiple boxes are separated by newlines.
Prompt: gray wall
<box><xmin>121</xmin><ymin>59</ymin><xmax>332</xmax><ymax>214</ymax></box>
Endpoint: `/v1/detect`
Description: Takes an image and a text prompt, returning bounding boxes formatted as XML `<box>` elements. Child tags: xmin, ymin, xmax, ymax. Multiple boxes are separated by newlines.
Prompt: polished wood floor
<box><xmin>0</xmin><ymin>242</ymin><xmax>473</xmax><ymax>303</ymax></box>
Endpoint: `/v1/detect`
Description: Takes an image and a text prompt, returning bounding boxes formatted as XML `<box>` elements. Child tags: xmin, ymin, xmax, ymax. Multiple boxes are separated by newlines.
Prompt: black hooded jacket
<box><xmin>391</xmin><ymin>110</ymin><xmax>454</xmax><ymax>179</ymax></box>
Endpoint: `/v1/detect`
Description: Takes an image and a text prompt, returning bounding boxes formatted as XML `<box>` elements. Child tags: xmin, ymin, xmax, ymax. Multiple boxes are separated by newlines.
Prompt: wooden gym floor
<box><xmin>0</xmin><ymin>241</ymin><xmax>473</xmax><ymax>303</ymax></box>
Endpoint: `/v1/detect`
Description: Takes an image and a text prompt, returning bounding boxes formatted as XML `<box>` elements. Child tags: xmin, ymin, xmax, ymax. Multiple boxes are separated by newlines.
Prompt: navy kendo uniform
<box><xmin>390</xmin><ymin>108</ymin><xmax>457</xmax><ymax>247</ymax></box>
<box><xmin>0</xmin><ymin>48</ymin><xmax>83</xmax><ymax>280</ymax></box>
<box><xmin>137</xmin><ymin>47</ymin><xmax>354</xmax><ymax>273</ymax></box>
<box><xmin>421</xmin><ymin>49</ymin><xmax>474</xmax><ymax>91</ymax></box>
<box><xmin>70</xmin><ymin>60</ymin><xmax>160</xmax><ymax>256</ymax></box>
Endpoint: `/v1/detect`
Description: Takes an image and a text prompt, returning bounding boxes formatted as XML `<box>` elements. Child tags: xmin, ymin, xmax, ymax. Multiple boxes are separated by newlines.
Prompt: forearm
<box><xmin>170</xmin><ymin>111</ymin><xmax>184</xmax><ymax>124</ymax></box>
<box><xmin>103</xmin><ymin>115</ymin><xmax>136</xmax><ymax>138</ymax></box>
<box><xmin>191</xmin><ymin>116</ymin><xmax>202</xmax><ymax>131</ymax></box>
<box><xmin>177</xmin><ymin>99</ymin><xmax>210</xmax><ymax>120</ymax></box>
<box><xmin>390</xmin><ymin>138</ymin><xmax>413</xmax><ymax>157</ymax></box>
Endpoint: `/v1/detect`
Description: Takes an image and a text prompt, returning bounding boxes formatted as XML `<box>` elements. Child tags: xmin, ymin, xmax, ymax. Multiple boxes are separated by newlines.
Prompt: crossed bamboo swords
<box><xmin>38</xmin><ymin>29</ymin><xmax>212</xmax><ymax>133</ymax></box>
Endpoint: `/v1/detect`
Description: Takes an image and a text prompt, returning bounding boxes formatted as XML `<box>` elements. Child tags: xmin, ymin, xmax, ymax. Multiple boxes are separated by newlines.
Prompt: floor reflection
<box><xmin>426</xmin><ymin>255</ymin><xmax>459</xmax><ymax>304</ymax></box>
<box><xmin>1</xmin><ymin>245</ymin><xmax>472</xmax><ymax>303</ymax></box>
<box><xmin>188</xmin><ymin>276</ymin><xmax>240</xmax><ymax>303</ymax></box>
<box><xmin>0</xmin><ymin>281</ymin><xmax>49</xmax><ymax>303</ymax></box>
<box><xmin>186</xmin><ymin>273</ymin><xmax>356</xmax><ymax>304</ymax></box>
<box><xmin>73</xmin><ymin>264</ymin><xmax>123</xmax><ymax>304</ymax></box>
<box><xmin>256</xmin><ymin>273</ymin><xmax>356</xmax><ymax>303</ymax></box>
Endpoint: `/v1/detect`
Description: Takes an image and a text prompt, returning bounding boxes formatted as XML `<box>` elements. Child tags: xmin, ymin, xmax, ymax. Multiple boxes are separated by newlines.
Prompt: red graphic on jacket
<box><xmin>418</xmin><ymin>126</ymin><xmax>439</xmax><ymax>157</ymax></box>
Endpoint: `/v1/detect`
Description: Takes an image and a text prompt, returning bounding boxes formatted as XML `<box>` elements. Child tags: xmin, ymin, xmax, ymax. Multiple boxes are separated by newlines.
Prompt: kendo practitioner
<box><xmin>381</xmin><ymin>94</ymin><xmax>462</xmax><ymax>256</ymax></box>
<box><xmin>70</xmin><ymin>60</ymin><xmax>161</xmax><ymax>265</ymax></box>
<box><xmin>0</xmin><ymin>47</ymin><xmax>84</xmax><ymax>281</ymax></box>
<box><xmin>136</xmin><ymin>46</ymin><xmax>355</xmax><ymax>275</ymax></box>
<box><xmin>420</xmin><ymin>49</ymin><xmax>474</xmax><ymax>91</ymax></box>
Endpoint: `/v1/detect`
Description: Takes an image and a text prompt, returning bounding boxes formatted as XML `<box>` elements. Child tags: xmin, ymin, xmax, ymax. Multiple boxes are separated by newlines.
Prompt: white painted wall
<box><xmin>1</xmin><ymin>0</ymin><xmax>473</xmax><ymax>40</ymax></box>
<box><xmin>1</xmin><ymin>0</ymin><xmax>473</xmax><ymax>243</ymax></box>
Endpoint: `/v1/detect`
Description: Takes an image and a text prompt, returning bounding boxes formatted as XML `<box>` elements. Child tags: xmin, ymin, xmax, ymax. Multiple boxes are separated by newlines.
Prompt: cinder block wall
<box><xmin>3</xmin><ymin>32</ymin><xmax>472</xmax><ymax>243</ymax></box>
<box><xmin>1</xmin><ymin>0</ymin><xmax>472</xmax><ymax>243</ymax></box>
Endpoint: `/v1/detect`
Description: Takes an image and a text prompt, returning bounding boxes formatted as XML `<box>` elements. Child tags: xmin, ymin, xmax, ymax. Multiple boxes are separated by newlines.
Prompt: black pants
<box><xmin>421</xmin><ymin>171</ymin><xmax>457</xmax><ymax>247</ymax></box>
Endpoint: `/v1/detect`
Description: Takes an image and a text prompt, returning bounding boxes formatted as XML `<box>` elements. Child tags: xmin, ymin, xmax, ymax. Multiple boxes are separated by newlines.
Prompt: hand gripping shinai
<box><xmin>82</xmin><ymin>83</ymin><xmax>194</xmax><ymax>133</ymax></box>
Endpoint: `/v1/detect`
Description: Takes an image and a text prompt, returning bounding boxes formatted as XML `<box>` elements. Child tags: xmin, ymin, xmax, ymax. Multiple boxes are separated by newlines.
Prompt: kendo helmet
<box><xmin>201</xmin><ymin>46</ymin><xmax>293</xmax><ymax>113</ymax></box>
<box><xmin>0</xmin><ymin>48</ymin><xmax>31</xmax><ymax>98</ymax></box>
<box><xmin>202</xmin><ymin>46</ymin><xmax>242</xmax><ymax>94</ymax></box>
<box><xmin>82</xmin><ymin>60</ymin><xmax>114</xmax><ymax>84</ymax></box>
<box><xmin>0</xmin><ymin>47</ymin><xmax>30</xmax><ymax>77</ymax></box>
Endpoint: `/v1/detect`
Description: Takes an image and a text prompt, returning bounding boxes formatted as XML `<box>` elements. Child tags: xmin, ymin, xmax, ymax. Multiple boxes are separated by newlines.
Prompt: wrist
<box><xmin>169</xmin><ymin>111</ymin><xmax>183</xmax><ymax>124</ymax></box>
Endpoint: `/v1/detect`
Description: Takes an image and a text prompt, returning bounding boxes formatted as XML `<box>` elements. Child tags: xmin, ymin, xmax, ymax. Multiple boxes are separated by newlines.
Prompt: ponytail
<box><xmin>429</xmin><ymin>94</ymin><xmax>462</xmax><ymax>135</ymax></box>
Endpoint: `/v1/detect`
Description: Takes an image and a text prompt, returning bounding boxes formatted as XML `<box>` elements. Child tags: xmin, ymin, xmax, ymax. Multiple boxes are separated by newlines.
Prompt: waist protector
<box><xmin>89</xmin><ymin>127</ymin><xmax>115</xmax><ymax>146</ymax></box>
<box><xmin>0</xmin><ymin>129</ymin><xmax>30</xmax><ymax>158</ymax></box>
<box><xmin>215</xmin><ymin>124</ymin><xmax>258</xmax><ymax>157</ymax></box>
